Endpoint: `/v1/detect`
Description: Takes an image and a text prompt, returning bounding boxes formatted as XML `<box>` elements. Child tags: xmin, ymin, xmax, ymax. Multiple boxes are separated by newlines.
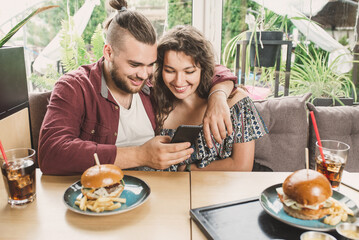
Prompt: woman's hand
<box><xmin>203</xmin><ymin>91</ymin><xmax>232</xmax><ymax>148</ymax></box>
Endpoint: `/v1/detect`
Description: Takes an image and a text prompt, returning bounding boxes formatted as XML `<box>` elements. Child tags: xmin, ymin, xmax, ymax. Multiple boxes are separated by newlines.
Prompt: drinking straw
<box><xmin>0</xmin><ymin>140</ymin><xmax>9</xmax><ymax>166</ymax></box>
<box><xmin>94</xmin><ymin>153</ymin><xmax>100</xmax><ymax>166</ymax></box>
<box><xmin>309</xmin><ymin>111</ymin><xmax>326</xmax><ymax>164</ymax></box>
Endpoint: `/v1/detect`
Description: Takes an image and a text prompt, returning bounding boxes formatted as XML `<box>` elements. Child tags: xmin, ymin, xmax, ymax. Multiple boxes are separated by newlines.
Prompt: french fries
<box><xmin>75</xmin><ymin>195</ymin><xmax>126</xmax><ymax>213</ymax></box>
<box><xmin>323</xmin><ymin>198</ymin><xmax>354</xmax><ymax>225</ymax></box>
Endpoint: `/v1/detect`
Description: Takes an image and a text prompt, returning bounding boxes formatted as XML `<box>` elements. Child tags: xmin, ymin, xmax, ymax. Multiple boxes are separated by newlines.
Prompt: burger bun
<box><xmin>283</xmin><ymin>169</ymin><xmax>332</xmax><ymax>206</ymax></box>
<box><xmin>81</xmin><ymin>164</ymin><xmax>124</xmax><ymax>189</ymax></box>
<box><xmin>81</xmin><ymin>164</ymin><xmax>125</xmax><ymax>200</ymax></box>
<box><xmin>280</xmin><ymin>169</ymin><xmax>333</xmax><ymax>220</ymax></box>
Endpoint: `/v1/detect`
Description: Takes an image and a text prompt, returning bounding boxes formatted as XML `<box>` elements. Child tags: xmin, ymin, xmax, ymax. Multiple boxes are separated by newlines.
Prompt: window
<box><xmin>0</xmin><ymin>0</ymin><xmax>199</xmax><ymax>92</ymax></box>
<box><xmin>128</xmin><ymin>0</ymin><xmax>192</xmax><ymax>38</ymax></box>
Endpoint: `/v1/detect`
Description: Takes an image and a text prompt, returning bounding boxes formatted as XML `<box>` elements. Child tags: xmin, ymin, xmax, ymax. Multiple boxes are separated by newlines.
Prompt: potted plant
<box><xmin>0</xmin><ymin>5</ymin><xmax>58</xmax><ymax>119</ymax></box>
<box><xmin>290</xmin><ymin>44</ymin><xmax>357</xmax><ymax>106</ymax></box>
<box><xmin>222</xmin><ymin>8</ymin><xmax>292</xmax><ymax>98</ymax></box>
<box><xmin>222</xmin><ymin>8</ymin><xmax>289</xmax><ymax>70</ymax></box>
<box><xmin>245</xmin><ymin>9</ymin><xmax>289</xmax><ymax>68</ymax></box>
<box><xmin>246</xmin><ymin>31</ymin><xmax>284</xmax><ymax>68</ymax></box>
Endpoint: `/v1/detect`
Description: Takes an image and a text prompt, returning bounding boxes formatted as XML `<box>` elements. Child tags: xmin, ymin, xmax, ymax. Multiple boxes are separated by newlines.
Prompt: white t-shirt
<box><xmin>110</xmin><ymin>91</ymin><xmax>154</xmax><ymax>147</ymax></box>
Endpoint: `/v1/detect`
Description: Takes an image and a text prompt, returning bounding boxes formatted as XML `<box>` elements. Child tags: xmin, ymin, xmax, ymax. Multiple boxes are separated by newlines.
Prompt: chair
<box><xmin>28</xmin><ymin>91</ymin><xmax>52</xmax><ymax>167</ymax></box>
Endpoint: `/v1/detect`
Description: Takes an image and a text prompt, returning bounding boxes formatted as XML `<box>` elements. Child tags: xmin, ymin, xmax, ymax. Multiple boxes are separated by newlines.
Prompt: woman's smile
<box><xmin>162</xmin><ymin>50</ymin><xmax>201</xmax><ymax>99</ymax></box>
<box><xmin>173</xmin><ymin>85</ymin><xmax>190</xmax><ymax>93</ymax></box>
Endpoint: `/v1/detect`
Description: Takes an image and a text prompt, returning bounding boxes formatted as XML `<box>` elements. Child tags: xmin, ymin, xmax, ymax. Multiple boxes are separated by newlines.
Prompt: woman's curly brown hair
<box><xmin>153</xmin><ymin>25</ymin><xmax>215</xmax><ymax>133</ymax></box>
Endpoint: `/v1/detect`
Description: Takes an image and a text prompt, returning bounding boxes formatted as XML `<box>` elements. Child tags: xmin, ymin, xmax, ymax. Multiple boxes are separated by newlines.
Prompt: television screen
<box><xmin>0</xmin><ymin>46</ymin><xmax>29</xmax><ymax>119</ymax></box>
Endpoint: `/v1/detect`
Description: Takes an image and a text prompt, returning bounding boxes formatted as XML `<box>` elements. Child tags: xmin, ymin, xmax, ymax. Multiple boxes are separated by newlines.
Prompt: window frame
<box><xmin>192</xmin><ymin>0</ymin><xmax>223</xmax><ymax>64</ymax></box>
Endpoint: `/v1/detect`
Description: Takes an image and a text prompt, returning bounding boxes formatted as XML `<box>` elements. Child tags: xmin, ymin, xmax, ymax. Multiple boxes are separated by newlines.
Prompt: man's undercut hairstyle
<box><xmin>105</xmin><ymin>0</ymin><xmax>157</xmax><ymax>52</ymax></box>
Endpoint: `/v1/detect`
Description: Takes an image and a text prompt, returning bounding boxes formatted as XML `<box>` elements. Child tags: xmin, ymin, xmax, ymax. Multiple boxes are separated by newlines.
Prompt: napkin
<box><xmin>341</xmin><ymin>170</ymin><xmax>359</xmax><ymax>192</ymax></box>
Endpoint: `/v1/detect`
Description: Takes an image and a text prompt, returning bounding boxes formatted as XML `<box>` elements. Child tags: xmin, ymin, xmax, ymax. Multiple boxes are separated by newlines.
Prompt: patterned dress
<box><xmin>135</xmin><ymin>96</ymin><xmax>268</xmax><ymax>171</ymax></box>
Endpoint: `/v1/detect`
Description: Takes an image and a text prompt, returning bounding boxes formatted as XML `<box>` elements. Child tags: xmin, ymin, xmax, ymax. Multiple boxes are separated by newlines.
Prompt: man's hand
<box><xmin>138</xmin><ymin>136</ymin><xmax>194</xmax><ymax>170</ymax></box>
<box><xmin>203</xmin><ymin>91</ymin><xmax>233</xmax><ymax>148</ymax></box>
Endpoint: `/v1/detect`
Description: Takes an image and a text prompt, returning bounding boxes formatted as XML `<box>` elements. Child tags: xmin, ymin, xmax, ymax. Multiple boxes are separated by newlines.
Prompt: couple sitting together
<box><xmin>38</xmin><ymin>0</ymin><xmax>268</xmax><ymax>175</ymax></box>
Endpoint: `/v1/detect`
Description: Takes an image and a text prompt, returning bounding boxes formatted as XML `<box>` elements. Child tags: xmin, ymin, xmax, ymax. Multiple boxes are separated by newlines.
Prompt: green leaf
<box><xmin>289</xmin><ymin>43</ymin><xmax>356</xmax><ymax>102</ymax></box>
<box><xmin>0</xmin><ymin>5</ymin><xmax>58</xmax><ymax>48</ymax></box>
<box><xmin>91</xmin><ymin>24</ymin><xmax>105</xmax><ymax>61</ymax></box>
<box><xmin>60</xmin><ymin>17</ymin><xmax>92</xmax><ymax>72</ymax></box>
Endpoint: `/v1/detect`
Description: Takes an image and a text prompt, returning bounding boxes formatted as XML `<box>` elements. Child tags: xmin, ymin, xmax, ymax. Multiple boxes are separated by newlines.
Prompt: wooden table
<box><xmin>0</xmin><ymin>170</ymin><xmax>191</xmax><ymax>240</ymax></box>
<box><xmin>1</xmin><ymin>170</ymin><xmax>358</xmax><ymax>239</ymax></box>
<box><xmin>190</xmin><ymin>171</ymin><xmax>359</xmax><ymax>240</ymax></box>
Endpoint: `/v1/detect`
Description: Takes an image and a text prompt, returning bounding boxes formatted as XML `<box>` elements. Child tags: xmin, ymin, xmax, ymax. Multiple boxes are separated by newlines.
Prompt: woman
<box><xmin>153</xmin><ymin>25</ymin><xmax>268</xmax><ymax>171</ymax></box>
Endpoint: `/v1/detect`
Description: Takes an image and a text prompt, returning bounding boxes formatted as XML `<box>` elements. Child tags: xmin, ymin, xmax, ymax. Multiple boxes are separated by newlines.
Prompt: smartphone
<box><xmin>170</xmin><ymin>125</ymin><xmax>202</xmax><ymax>145</ymax></box>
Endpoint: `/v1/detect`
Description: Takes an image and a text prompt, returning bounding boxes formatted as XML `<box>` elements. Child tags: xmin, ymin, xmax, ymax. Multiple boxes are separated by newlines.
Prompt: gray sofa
<box><xmin>29</xmin><ymin>92</ymin><xmax>359</xmax><ymax>172</ymax></box>
<box><xmin>254</xmin><ymin>93</ymin><xmax>359</xmax><ymax>172</ymax></box>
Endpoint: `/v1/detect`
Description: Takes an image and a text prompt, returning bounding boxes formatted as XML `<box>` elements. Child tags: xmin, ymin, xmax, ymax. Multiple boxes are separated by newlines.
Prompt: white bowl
<box><xmin>300</xmin><ymin>231</ymin><xmax>337</xmax><ymax>240</ymax></box>
<box><xmin>336</xmin><ymin>222</ymin><xmax>359</xmax><ymax>240</ymax></box>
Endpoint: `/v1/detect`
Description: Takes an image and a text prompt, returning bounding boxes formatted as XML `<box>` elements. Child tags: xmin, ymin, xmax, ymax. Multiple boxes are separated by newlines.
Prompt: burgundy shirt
<box><xmin>38</xmin><ymin>58</ymin><xmax>236</xmax><ymax>175</ymax></box>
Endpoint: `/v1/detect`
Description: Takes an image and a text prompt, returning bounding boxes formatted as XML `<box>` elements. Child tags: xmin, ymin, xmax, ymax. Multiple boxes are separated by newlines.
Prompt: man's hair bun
<box><xmin>109</xmin><ymin>0</ymin><xmax>128</xmax><ymax>11</ymax></box>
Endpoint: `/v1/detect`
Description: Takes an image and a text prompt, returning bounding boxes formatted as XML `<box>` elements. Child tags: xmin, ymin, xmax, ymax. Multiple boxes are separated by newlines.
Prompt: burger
<box><xmin>276</xmin><ymin>169</ymin><xmax>333</xmax><ymax>220</ymax></box>
<box><xmin>81</xmin><ymin>164</ymin><xmax>125</xmax><ymax>200</ymax></box>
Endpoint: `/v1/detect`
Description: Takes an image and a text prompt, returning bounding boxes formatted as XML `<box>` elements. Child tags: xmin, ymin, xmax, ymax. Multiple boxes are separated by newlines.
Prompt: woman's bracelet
<box><xmin>208</xmin><ymin>89</ymin><xmax>228</xmax><ymax>99</ymax></box>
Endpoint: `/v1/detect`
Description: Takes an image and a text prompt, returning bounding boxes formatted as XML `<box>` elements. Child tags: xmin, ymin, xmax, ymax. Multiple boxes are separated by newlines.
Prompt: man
<box><xmin>38</xmin><ymin>2</ymin><xmax>236</xmax><ymax>175</ymax></box>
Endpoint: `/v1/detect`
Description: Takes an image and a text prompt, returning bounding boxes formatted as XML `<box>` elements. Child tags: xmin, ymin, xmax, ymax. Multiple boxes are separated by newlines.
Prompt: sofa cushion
<box><xmin>253</xmin><ymin>93</ymin><xmax>311</xmax><ymax>171</ymax></box>
<box><xmin>29</xmin><ymin>91</ymin><xmax>51</xmax><ymax>166</ymax></box>
<box><xmin>307</xmin><ymin>102</ymin><xmax>359</xmax><ymax>172</ymax></box>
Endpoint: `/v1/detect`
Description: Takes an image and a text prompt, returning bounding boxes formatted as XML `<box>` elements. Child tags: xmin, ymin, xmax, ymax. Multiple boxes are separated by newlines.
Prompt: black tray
<box><xmin>190</xmin><ymin>197</ymin><xmax>342</xmax><ymax>240</ymax></box>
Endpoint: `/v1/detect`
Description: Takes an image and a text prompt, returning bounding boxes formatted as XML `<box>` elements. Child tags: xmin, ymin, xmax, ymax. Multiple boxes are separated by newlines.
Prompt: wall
<box><xmin>0</xmin><ymin>108</ymin><xmax>31</xmax><ymax>150</ymax></box>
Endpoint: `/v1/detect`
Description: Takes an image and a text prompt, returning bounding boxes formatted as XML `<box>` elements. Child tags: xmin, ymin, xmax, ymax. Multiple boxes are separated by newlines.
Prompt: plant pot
<box><xmin>246</xmin><ymin>31</ymin><xmax>283</xmax><ymax>68</ymax></box>
<box><xmin>0</xmin><ymin>46</ymin><xmax>29</xmax><ymax>120</ymax></box>
<box><xmin>312</xmin><ymin>97</ymin><xmax>354</xmax><ymax>107</ymax></box>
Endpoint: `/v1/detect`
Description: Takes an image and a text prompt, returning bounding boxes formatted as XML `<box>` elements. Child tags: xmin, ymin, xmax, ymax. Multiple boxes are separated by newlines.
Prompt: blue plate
<box><xmin>63</xmin><ymin>175</ymin><xmax>150</xmax><ymax>216</ymax></box>
<box><xmin>260</xmin><ymin>183</ymin><xmax>359</xmax><ymax>232</ymax></box>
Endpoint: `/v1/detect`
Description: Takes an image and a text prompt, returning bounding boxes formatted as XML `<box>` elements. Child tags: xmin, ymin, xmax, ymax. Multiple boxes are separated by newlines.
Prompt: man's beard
<box><xmin>110</xmin><ymin>68</ymin><xmax>152</xmax><ymax>94</ymax></box>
